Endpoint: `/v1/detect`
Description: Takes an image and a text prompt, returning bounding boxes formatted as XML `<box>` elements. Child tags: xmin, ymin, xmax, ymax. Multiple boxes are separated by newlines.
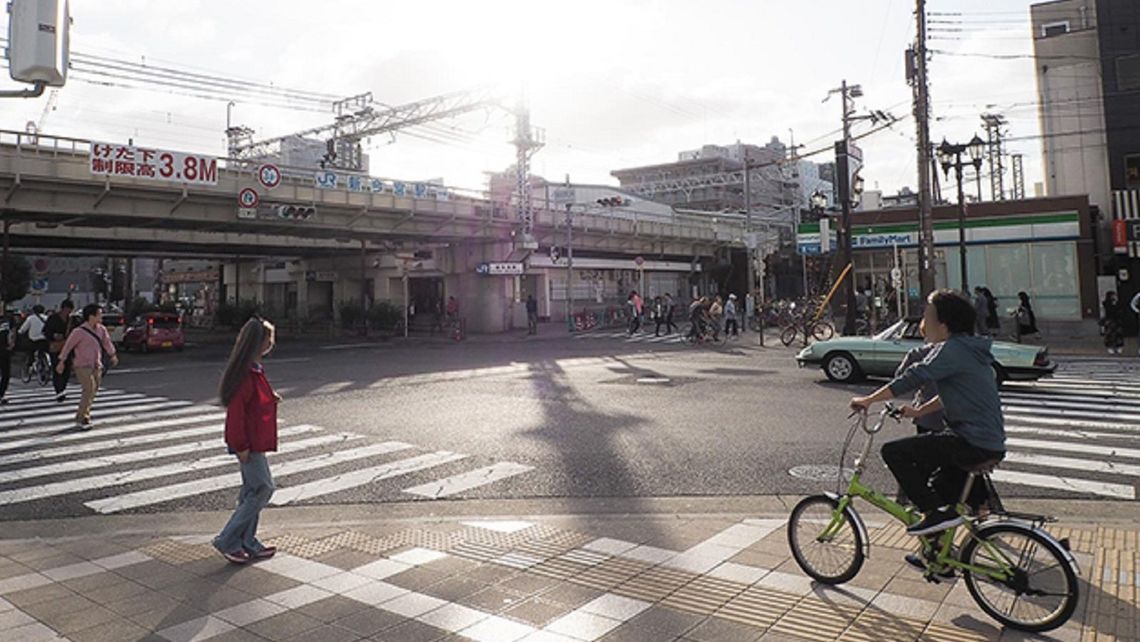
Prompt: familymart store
<box><xmin>798</xmin><ymin>196</ymin><xmax>1098</xmax><ymax>324</ymax></box>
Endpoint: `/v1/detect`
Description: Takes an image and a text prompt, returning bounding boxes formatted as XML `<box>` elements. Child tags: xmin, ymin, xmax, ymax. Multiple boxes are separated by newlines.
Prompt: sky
<box><xmin>0</xmin><ymin>0</ymin><xmax>1049</xmax><ymax>200</ymax></box>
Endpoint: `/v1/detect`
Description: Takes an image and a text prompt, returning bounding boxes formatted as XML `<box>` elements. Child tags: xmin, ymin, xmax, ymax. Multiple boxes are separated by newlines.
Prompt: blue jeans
<box><xmin>214</xmin><ymin>452</ymin><xmax>274</xmax><ymax>554</ymax></box>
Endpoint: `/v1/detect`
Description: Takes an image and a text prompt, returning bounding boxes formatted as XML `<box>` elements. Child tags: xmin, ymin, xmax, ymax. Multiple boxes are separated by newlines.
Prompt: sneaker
<box><xmin>0</xmin><ymin>398</ymin><xmax>7</xmax><ymax>405</ymax></box>
<box><xmin>247</xmin><ymin>546</ymin><xmax>276</xmax><ymax>560</ymax></box>
<box><xmin>78</xmin><ymin>422</ymin><xmax>93</xmax><ymax>432</ymax></box>
<box><xmin>55</xmin><ymin>393</ymin><xmax>66</xmax><ymax>403</ymax></box>
<box><xmin>906</xmin><ymin>507</ymin><xmax>964</xmax><ymax>536</ymax></box>
<box><xmin>219</xmin><ymin>549</ymin><xmax>251</xmax><ymax>565</ymax></box>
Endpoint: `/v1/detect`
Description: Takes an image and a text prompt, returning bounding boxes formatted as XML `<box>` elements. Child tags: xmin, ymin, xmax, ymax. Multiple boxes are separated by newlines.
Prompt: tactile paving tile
<box><xmin>838</xmin><ymin>609</ymin><xmax>927</xmax><ymax>642</ymax></box>
<box><xmin>459</xmin><ymin>523</ymin><xmax>566</xmax><ymax>550</ymax></box>
<box><xmin>569</xmin><ymin>556</ymin><xmax>651</xmax><ymax>591</ymax></box>
<box><xmin>527</xmin><ymin>556</ymin><xmax>591</xmax><ymax>582</ymax></box>
<box><xmin>450</xmin><ymin>540</ymin><xmax>509</xmax><ymax>563</ymax></box>
<box><xmin>770</xmin><ymin>595</ymin><xmax>863</xmax><ymax>641</ymax></box>
<box><xmin>714</xmin><ymin>585</ymin><xmax>800</xmax><ymax>630</ymax></box>
<box><xmin>141</xmin><ymin>539</ymin><xmax>215</xmax><ymax>565</ymax></box>
<box><xmin>261</xmin><ymin>534</ymin><xmax>312</xmax><ymax>553</ymax></box>
<box><xmin>612</xmin><ymin>565</ymin><xmax>697</xmax><ymax>602</ymax></box>
<box><xmin>917</xmin><ymin>622</ymin><xmax>991</xmax><ymax>642</ymax></box>
<box><xmin>659</xmin><ymin>575</ymin><xmax>749</xmax><ymax>616</ymax></box>
<box><xmin>355</xmin><ymin>528</ymin><xmax>466</xmax><ymax>556</ymax></box>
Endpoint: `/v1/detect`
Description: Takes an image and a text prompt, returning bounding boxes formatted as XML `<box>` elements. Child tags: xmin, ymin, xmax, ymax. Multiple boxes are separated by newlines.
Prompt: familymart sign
<box><xmin>796</xmin><ymin>212</ymin><xmax>1080</xmax><ymax>253</ymax></box>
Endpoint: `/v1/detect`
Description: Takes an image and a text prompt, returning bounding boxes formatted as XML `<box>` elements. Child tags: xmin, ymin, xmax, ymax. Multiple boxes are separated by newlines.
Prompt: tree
<box><xmin>1</xmin><ymin>255</ymin><xmax>31</xmax><ymax>304</ymax></box>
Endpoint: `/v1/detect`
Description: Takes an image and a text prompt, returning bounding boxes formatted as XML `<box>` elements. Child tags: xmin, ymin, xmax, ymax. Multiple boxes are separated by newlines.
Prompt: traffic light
<box><xmin>595</xmin><ymin>196</ymin><xmax>629</xmax><ymax>207</ymax></box>
<box><xmin>275</xmin><ymin>205</ymin><xmax>316</xmax><ymax>220</ymax></box>
<box><xmin>850</xmin><ymin>167</ymin><xmax>864</xmax><ymax>208</ymax></box>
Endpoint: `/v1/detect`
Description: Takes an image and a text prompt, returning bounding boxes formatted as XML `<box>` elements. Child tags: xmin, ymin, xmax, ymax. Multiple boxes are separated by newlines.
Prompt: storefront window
<box><xmin>985</xmin><ymin>244</ymin><xmax>1030</xmax><ymax>311</ymax></box>
<box><xmin>1029</xmin><ymin>242</ymin><xmax>1079</xmax><ymax>319</ymax></box>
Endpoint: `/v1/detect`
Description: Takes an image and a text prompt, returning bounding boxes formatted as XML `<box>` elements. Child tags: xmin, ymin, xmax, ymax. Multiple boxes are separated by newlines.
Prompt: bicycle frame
<box><xmin>816</xmin><ymin>409</ymin><xmax>1018</xmax><ymax>583</ymax></box>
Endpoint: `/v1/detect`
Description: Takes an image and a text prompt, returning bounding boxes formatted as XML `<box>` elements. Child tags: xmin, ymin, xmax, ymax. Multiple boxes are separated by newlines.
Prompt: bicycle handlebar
<box><xmin>851</xmin><ymin>402</ymin><xmax>902</xmax><ymax>434</ymax></box>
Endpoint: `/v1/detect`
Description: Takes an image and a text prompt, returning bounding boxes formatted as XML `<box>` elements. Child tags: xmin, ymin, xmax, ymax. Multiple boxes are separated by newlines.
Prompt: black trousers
<box><xmin>50</xmin><ymin>351</ymin><xmax>71</xmax><ymax>395</ymax></box>
<box><xmin>881</xmin><ymin>432</ymin><xmax>1003</xmax><ymax>513</ymax></box>
<box><xmin>725</xmin><ymin>318</ymin><xmax>738</xmax><ymax>336</ymax></box>
<box><xmin>665</xmin><ymin>312</ymin><xmax>676</xmax><ymax>333</ymax></box>
<box><xmin>0</xmin><ymin>351</ymin><xmax>9</xmax><ymax>398</ymax></box>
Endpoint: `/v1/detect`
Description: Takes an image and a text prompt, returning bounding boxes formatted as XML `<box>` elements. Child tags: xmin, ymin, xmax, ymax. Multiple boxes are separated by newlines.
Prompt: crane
<box><xmin>227</xmin><ymin>86</ymin><xmax>507</xmax><ymax>172</ymax></box>
<box><xmin>24</xmin><ymin>88</ymin><xmax>59</xmax><ymax>138</ymax></box>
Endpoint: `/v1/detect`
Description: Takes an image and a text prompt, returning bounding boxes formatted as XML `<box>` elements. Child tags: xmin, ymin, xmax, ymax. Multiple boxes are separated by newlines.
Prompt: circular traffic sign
<box><xmin>238</xmin><ymin>188</ymin><xmax>259</xmax><ymax>208</ymax></box>
<box><xmin>256</xmin><ymin>163</ymin><xmax>281</xmax><ymax>189</ymax></box>
<box><xmin>634</xmin><ymin>255</ymin><xmax>645</xmax><ymax>267</ymax></box>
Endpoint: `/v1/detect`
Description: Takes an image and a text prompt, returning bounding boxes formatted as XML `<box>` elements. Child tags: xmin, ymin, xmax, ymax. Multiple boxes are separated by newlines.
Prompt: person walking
<box><xmin>1014</xmin><ymin>291</ymin><xmax>1039</xmax><ymax>342</ymax></box>
<box><xmin>1131</xmin><ymin>291</ymin><xmax>1140</xmax><ymax>356</ymax></box>
<box><xmin>44</xmin><ymin>299</ymin><xmax>75</xmax><ymax>402</ymax></box>
<box><xmin>525</xmin><ymin>295</ymin><xmax>538</xmax><ymax>335</ymax></box>
<box><xmin>627</xmin><ymin>291</ymin><xmax>643</xmax><ymax>335</ymax></box>
<box><xmin>1103</xmin><ymin>292</ymin><xmax>1125</xmax><ymax>355</ymax></box>
<box><xmin>972</xmin><ymin>287</ymin><xmax>990</xmax><ymax>337</ymax></box>
<box><xmin>653</xmin><ymin>296</ymin><xmax>666</xmax><ymax>337</ymax></box>
<box><xmin>55</xmin><ymin>304</ymin><xmax>118</xmax><ymax>431</ymax></box>
<box><xmin>663</xmin><ymin>293</ymin><xmax>676</xmax><ymax>334</ymax></box>
<box><xmin>709</xmin><ymin>296</ymin><xmax>724</xmax><ymax>340</ymax></box>
<box><xmin>724</xmin><ymin>294</ymin><xmax>739</xmax><ymax>337</ymax></box>
<box><xmin>213</xmin><ymin>317</ymin><xmax>280</xmax><ymax>565</ymax></box>
<box><xmin>981</xmin><ymin>287</ymin><xmax>1000</xmax><ymax>335</ymax></box>
<box><xmin>0</xmin><ymin>312</ymin><xmax>14</xmax><ymax>405</ymax></box>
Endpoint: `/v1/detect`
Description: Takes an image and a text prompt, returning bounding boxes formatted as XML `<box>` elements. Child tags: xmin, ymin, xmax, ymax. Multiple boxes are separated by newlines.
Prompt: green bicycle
<box><xmin>786</xmin><ymin>404</ymin><xmax>1080</xmax><ymax>633</ymax></box>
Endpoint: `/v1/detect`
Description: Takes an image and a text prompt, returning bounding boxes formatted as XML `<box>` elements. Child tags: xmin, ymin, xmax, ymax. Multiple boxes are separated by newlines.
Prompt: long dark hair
<box><xmin>219</xmin><ymin>318</ymin><xmax>275</xmax><ymax>405</ymax></box>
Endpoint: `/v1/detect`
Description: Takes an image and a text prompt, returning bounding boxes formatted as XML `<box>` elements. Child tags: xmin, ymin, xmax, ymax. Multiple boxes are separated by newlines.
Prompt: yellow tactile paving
<box><xmin>715</xmin><ymin>585</ymin><xmax>801</xmax><ymax>630</ymax></box>
<box><xmin>140</xmin><ymin>539</ymin><xmax>214</xmax><ymax>564</ymax></box>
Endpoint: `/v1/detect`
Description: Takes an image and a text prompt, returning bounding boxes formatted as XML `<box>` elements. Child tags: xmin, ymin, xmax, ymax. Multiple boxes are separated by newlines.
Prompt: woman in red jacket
<box><xmin>213</xmin><ymin>317</ymin><xmax>280</xmax><ymax>565</ymax></box>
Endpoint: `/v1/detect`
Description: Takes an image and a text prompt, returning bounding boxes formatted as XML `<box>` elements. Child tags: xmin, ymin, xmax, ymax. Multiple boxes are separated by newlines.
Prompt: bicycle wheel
<box><xmin>811</xmin><ymin>322</ymin><xmax>835</xmax><ymax>342</ymax></box>
<box><xmin>787</xmin><ymin>495</ymin><xmax>865</xmax><ymax>585</ymax></box>
<box><xmin>38</xmin><ymin>358</ymin><xmax>51</xmax><ymax>386</ymax></box>
<box><xmin>779</xmin><ymin>325</ymin><xmax>798</xmax><ymax>347</ymax></box>
<box><xmin>959</xmin><ymin>523</ymin><xmax>1078</xmax><ymax>632</ymax></box>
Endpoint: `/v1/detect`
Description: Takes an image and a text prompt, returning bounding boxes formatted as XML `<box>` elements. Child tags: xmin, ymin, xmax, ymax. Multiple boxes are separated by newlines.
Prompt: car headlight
<box><xmin>796</xmin><ymin>347</ymin><xmax>812</xmax><ymax>359</ymax></box>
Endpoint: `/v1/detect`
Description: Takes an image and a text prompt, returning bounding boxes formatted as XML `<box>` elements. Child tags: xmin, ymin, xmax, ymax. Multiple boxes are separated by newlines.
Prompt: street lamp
<box><xmin>937</xmin><ymin>136</ymin><xmax>985</xmax><ymax>293</ymax></box>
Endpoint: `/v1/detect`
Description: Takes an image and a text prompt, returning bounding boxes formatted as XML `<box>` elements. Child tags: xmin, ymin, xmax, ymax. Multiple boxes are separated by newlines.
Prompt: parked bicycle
<box><xmin>779</xmin><ymin>311</ymin><xmax>835</xmax><ymax>346</ymax></box>
<box><xmin>786</xmin><ymin>404</ymin><xmax>1079</xmax><ymax>633</ymax></box>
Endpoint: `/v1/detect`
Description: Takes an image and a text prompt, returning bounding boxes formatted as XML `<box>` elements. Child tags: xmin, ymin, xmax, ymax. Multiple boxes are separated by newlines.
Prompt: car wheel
<box><xmin>823</xmin><ymin>352</ymin><xmax>863</xmax><ymax>383</ymax></box>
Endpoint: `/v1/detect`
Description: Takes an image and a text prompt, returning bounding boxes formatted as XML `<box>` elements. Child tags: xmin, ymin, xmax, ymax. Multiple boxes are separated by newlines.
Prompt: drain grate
<box><xmin>788</xmin><ymin>464</ymin><xmax>854</xmax><ymax>482</ymax></box>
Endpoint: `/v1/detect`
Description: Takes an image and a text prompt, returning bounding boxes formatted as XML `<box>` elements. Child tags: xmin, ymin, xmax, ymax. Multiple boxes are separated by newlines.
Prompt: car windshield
<box><xmin>874</xmin><ymin>319</ymin><xmax>908</xmax><ymax>341</ymax></box>
<box><xmin>152</xmin><ymin>318</ymin><xmax>180</xmax><ymax>329</ymax></box>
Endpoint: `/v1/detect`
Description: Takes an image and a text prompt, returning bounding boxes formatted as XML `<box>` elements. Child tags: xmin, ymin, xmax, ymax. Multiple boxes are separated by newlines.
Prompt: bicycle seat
<box><xmin>963</xmin><ymin>458</ymin><xmax>1002</xmax><ymax>474</ymax></box>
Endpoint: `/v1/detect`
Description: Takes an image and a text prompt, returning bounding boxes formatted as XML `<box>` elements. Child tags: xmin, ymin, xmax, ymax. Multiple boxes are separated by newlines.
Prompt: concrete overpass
<box><xmin>0</xmin><ymin>130</ymin><xmax>746</xmax><ymax>258</ymax></box>
<box><xmin>0</xmin><ymin>131</ymin><xmax>751</xmax><ymax>332</ymax></box>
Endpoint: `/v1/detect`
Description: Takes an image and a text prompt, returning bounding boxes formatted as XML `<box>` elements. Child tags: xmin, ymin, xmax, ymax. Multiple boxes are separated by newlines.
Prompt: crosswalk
<box><xmin>574</xmin><ymin>328</ymin><xmax>756</xmax><ymax>345</ymax></box>
<box><xmin>0</xmin><ymin>384</ymin><xmax>534</xmax><ymax>518</ymax></box>
<box><xmin>991</xmin><ymin>358</ymin><xmax>1140</xmax><ymax>500</ymax></box>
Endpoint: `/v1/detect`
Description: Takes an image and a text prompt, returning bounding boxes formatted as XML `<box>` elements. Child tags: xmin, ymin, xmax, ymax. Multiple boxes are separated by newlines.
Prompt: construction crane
<box><xmin>227</xmin><ymin>86</ymin><xmax>506</xmax><ymax>172</ymax></box>
<box><xmin>24</xmin><ymin>88</ymin><xmax>59</xmax><ymax>138</ymax></box>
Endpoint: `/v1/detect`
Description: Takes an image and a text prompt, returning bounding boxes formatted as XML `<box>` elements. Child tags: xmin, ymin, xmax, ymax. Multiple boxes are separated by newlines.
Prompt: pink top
<box><xmin>58</xmin><ymin>323</ymin><xmax>117</xmax><ymax>370</ymax></box>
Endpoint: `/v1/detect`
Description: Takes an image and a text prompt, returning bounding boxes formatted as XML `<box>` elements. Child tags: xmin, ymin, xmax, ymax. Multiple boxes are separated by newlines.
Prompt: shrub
<box><xmin>367</xmin><ymin>301</ymin><xmax>403</xmax><ymax>331</ymax></box>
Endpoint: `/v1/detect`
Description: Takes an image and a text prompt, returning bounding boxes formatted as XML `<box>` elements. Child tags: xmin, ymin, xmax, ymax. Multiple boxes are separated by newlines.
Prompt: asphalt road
<box><xmin>1</xmin><ymin>328</ymin><xmax>1136</xmax><ymax>521</ymax></box>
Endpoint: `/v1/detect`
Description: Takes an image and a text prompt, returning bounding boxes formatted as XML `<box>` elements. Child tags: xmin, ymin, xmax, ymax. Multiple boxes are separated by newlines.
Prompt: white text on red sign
<box><xmin>89</xmin><ymin>142</ymin><xmax>218</xmax><ymax>186</ymax></box>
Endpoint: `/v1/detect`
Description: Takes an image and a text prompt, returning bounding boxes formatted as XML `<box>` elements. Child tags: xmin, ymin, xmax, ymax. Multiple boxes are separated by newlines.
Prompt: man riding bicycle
<box><xmin>18</xmin><ymin>304</ymin><xmax>49</xmax><ymax>376</ymax></box>
<box><xmin>849</xmin><ymin>289</ymin><xmax>1005</xmax><ymax>537</ymax></box>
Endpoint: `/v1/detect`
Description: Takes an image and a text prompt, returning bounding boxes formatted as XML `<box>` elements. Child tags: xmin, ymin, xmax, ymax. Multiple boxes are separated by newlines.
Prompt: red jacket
<box><xmin>224</xmin><ymin>366</ymin><xmax>278</xmax><ymax>453</ymax></box>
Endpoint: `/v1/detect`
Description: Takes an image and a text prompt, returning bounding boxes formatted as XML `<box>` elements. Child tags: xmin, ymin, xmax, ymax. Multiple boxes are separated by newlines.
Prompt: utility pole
<box><xmin>744</xmin><ymin>149</ymin><xmax>754</xmax><ymax>318</ymax></box>
<box><xmin>982</xmin><ymin>113</ymin><xmax>1007</xmax><ymax>200</ymax></box>
<box><xmin>565</xmin><ymin>175</ymin><xmax>574</xmax><ymax>332</ymax></box>
<box><xmin>910</xmin><ymin>0</ymin><xmax>936</xmax><ymax>297</ymax></box>
<box><xmin>834</xmin><ymin>80</ymin><xmax>859</xmax><ymax>336</ymax></box>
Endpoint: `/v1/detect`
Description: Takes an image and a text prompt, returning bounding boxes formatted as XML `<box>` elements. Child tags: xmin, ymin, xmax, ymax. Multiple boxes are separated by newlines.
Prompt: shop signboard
<box><xmin>475</xmin><ymin>262</ymin><xmax>524</xmax><ymax>276</ymax></box>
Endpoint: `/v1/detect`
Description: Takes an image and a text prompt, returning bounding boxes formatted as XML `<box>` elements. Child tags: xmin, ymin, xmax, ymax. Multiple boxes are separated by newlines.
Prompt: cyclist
<box><xmin>18</xmin><ymin>304</ymin><xmax>49</xmax><ymax>377</ymax></box>
<box><xmin>849</xmin><ymin>289</ymin><xmax>1005</xmax><ymax>537</ymax></box>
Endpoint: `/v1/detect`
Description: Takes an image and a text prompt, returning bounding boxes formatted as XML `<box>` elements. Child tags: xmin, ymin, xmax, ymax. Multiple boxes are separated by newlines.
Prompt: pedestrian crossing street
<box><xmin>991</xmin><ymin>358</ymin><xmax>1140</xmax><ymax>500</ymax></box>
<box><xmin>0</xmin><ymin>385</ymin><xmax>534</xmax><ymax>518</ymax></box>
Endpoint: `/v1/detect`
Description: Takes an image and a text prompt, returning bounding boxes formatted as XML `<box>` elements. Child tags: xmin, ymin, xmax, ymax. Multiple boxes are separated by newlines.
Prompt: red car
<box><xmin>123</xmin><ymin>312</ymin><xmax>185</xmax><ymax>352</ymax></box>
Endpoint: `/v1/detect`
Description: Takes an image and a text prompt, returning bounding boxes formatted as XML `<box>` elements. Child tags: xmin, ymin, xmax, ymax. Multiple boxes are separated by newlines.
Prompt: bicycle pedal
<box><xmin>923</xmin><ymin>572</ymin><xmax>942</xmax><ymax>585</ymax></box>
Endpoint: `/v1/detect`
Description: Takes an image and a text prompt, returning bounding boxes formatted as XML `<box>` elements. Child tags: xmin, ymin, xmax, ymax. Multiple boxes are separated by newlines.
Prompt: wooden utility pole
<box><xmin>912</xmin><ymin>0</ymin><xmax>936</xmax><ymax>297</ymax></box>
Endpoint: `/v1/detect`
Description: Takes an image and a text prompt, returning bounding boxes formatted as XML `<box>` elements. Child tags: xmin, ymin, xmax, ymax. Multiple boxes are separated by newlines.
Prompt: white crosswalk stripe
<box><xmin>0</xmin><ymin>384</ymin><xmax>537</xmax><ymax>517</ymax></box>
<box><xmin>573</xmin><ymin>330</ymin><xmax>688</xmax><ymax>344</ymax></box>
<box><xmin>990</xmin><ymin>359</ymin><xmax>1140</xmax><ymax>500</ymax></box>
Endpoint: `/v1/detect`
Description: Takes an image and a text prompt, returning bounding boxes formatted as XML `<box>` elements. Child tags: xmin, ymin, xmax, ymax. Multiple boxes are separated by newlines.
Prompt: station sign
<box><xmin>89</xmin><ymin>142</ymin><xmax>218</xmax><ymax>186</ymax></box>
<box><xmin>313</xmin><ymin>171</ymin><xmax>449</xmax><ymax>200</ymax></box>
<box><xmin>475</xmin><ymin>262</ymin><xmax>524</xmax><ymax>276</ymax></box>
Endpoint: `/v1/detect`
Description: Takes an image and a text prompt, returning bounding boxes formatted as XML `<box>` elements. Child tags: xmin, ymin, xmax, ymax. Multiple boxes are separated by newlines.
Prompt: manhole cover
<box><xmin>788</xmin><ymin>464</ymin><xmax>854</xmax><ymax>482</ymax></box>
<box><xmin>636</xmin><ymin>376</ymin><xmax>671</xmax><ymax>384</ymax></box>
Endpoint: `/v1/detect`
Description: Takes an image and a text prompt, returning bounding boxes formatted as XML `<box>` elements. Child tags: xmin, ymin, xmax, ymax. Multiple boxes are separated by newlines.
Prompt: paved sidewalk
<box><xmin>0</xmin><ymin>498</ymin><xmax>1134</xmax><ymax>642</ymax></box>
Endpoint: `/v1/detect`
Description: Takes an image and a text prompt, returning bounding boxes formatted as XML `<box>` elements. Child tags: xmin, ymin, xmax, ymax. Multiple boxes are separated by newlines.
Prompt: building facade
<box><xmin>797</xmin><ymin>195</ymin><xmax>1098</xmax><ymax>329</ymax></box>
